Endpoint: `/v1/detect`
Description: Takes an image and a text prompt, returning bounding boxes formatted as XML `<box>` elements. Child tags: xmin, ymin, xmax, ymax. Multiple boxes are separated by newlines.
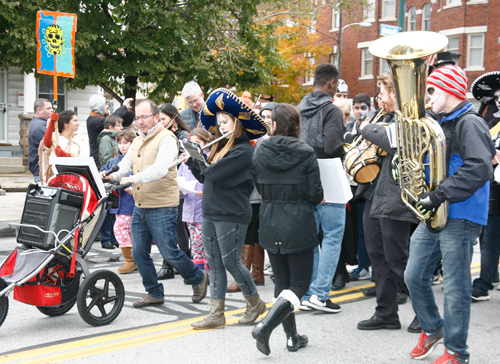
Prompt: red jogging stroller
<box><xmin>0</xmin><ymin>166</ymin><xmax>130</xmax><ymax>328</ymax></box>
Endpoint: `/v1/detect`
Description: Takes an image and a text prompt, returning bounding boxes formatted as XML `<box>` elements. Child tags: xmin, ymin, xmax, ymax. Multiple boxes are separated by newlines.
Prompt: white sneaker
<box><xmin>346</xmin><ymin>264</ymin><xmax>358</xmax><ymax>274</ymax></box>
<box><xmin>305</xmin><ymin>295</ymin><xmax>341</xmax><ymax>313</ymax></box>
<box><xmin>263</xmin><ymin>263</ymin><xmax>274</xmax><ymax>276</ymax></box>
<box><xmin>298</xmin><ymin>300</ymin><xmax>312</xmax><ymax>311</ymax></box>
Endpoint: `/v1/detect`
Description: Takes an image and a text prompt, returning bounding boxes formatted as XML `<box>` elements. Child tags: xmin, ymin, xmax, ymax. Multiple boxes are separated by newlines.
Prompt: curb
<box><xmin>0</xmin><ymin>221</ymin><xmax>17</xmax><ymax>237</ymax></box>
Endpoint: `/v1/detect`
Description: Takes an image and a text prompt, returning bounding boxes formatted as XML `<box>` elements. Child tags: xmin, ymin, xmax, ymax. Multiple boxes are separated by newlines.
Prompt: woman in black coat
<box><xmin>251</xmin><ymin>104</ymin><xmax>324</xmax><ymax>356</ymax></box>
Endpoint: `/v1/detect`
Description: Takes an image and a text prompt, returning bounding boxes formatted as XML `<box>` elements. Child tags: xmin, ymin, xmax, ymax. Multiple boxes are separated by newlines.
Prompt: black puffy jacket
<box><xmin>252</xmin><ymin>136</ymin><xmax>324</xmax><ymax>254</ymax></box>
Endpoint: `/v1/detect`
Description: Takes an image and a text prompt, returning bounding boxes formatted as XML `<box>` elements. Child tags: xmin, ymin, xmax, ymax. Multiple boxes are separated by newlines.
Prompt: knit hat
<box><xmin>427</xmin><ymin>65</ymin><xmax>467</xmax><ymax>100</ymax></box>
<box><xmin>121</xmin><ymin>111</ymin><xmax>135</xmax><ymax>128</ymax></box>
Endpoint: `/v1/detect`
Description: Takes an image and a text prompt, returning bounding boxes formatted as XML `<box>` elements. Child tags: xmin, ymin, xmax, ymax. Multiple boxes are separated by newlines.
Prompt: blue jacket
<box><xmin>435</xmin><ymin>102</ymin><xmax>495</xmax><ymax>225</ymax></box>
<box><xmin>100</xmin><ymin>155</ymin><xmax>135</xmax><ymax>216</ymax></box>
<box><xmin>28</xmin><ymin>117</ymin><xmax>47</xmax><ymax>176</ymax></box>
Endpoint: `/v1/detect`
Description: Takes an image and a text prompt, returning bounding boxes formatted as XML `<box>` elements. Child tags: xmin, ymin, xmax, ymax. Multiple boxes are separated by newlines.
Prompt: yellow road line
<box><xmin>0</xmin><ymin>262</ymin><xmax>485</xmax><ymax>363</ymax></box>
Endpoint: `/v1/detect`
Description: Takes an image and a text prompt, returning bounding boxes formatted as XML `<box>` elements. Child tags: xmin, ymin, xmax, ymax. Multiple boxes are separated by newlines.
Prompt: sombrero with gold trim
<box><xmin>200</xmin><ymin>88</ymin><xmax>269</xmax><ymax>139</ymax></box>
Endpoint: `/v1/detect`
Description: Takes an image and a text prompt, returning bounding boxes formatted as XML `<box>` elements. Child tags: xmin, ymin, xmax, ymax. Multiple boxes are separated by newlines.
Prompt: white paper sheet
<box><xmin>317</xmin><ymin>158</ymin><xmax>353</xmax><ymax>204</ymax></box>
<box><xmin>177</xmin><ymin>176</ymin><xmax>199</xmax><ymax>194</ymax></box>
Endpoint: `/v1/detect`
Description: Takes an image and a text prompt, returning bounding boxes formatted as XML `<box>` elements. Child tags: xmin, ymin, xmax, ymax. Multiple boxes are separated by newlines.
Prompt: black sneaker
<box><xmin>362</xmin><ymin>286</ymin><xmax>376</xmax><ymax>297</ymax></box>
<box><xmin>471</xmin><ymin>290</ymin><xmax>490</xmax><ymax>301</ymax></box>
<box><xmin>305</xmin><ymin>295</ymin><xmax>341</xmax><ymax>313</ymax></box>
<box><xmin>397</xmin><ymin>291</ymin><xmax>408</xmax><ymax>304</ymax></box>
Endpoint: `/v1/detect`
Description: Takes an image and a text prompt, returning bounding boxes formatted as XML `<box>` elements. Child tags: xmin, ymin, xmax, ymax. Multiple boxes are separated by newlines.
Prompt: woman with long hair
<box><xmin>185</xmin><ymin>89</ymin><xmax>269</xmax><ymax>330</ymax></box>
<box><xmin>251</xmin><ymin>103</ymin><xmax>323</xmax><ymax>355</ymax></box>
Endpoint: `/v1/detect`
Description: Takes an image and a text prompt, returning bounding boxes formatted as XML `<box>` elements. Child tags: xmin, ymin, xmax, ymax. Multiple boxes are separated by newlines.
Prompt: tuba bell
<box><xmin>369</xmin><ymin>31</ymin><xmax>449</xmax><ymax>231</ymax></box>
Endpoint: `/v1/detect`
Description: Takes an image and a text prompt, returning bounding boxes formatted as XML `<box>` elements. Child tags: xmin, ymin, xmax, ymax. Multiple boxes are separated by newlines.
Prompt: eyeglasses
<box><xmin>187</xmin><ymin>96</ymin><xmax>202</xmax><ymax>106</ymax></box>
<box><xmin>134</xmin><ymin>114</ymin><xmax>156</xmax><ymax>121</ymax></box>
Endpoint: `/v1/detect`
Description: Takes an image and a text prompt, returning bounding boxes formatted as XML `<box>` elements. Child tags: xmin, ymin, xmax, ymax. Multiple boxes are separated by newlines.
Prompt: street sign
<box><xmin>380</xmin><ymin>24</ymin><xmax>400</xmax><ymax>36</ymax></box>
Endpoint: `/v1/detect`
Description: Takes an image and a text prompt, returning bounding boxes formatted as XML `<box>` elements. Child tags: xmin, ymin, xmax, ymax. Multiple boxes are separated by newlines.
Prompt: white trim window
<box><xmin>305</xmin><ymin>55</ymin><xmax>315</xmax><ymax>85</ymax></box>
<box><xmin>364</xmin><ymin>0</ymin><xmax>376</xmax><ymax>21</ymax></box>
<box><xmin>382</xmin><ymin>0</ymin><xmax>396</xmax><ymax>19</ymax></box>
<box><xmin>361</xmin><ymin>48</ymin><xmax>373</xmax><ymax>78</ymax></box>
<box><xmin>380</xmin><ymin>58</ymin><xmax>390</xmax><ymax>75</ymax></box>
<box><xmin>38</xmin><ymin>74</ymin><xmax>65</xmax><ymax>111</ymax></box>
<box><xmin>422</xmin><ymin>4</ymin><xmax>431</xmax><ymax>31</ymax></box>
<box><xmin>331</xmin><ymin>8</ymin><xmax>340</xmax><ymax>30</ymax></box>
<box><xmin>466</xmin><ymin>33</ymin><xmax>484</xmax><ymax>70</ymax></box>
<box><xmin>447</xmin><ymin>36</ymin><xmax>460</xmax><ymax>54</ymax></box>
<box><xmin>407</xmin><ymin>7</ymin><xmax>417</xmax><ymax>31</ymax></box>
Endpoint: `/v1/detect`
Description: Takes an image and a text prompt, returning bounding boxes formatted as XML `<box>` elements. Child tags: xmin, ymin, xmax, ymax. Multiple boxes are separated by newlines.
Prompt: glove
<box><xmin>43</xmin><ymin>112</ymin><xmax>59</xmax><ymax>148</ymax></box>
<box><xmin>416</xmin><ymin>191</ymin><xmax>443</xmax><ymax>217</ymax></box>
<box><xmin>391</xmin><ymin>154</ymin><xmax>399</xmax><ymax>181</ymax></box>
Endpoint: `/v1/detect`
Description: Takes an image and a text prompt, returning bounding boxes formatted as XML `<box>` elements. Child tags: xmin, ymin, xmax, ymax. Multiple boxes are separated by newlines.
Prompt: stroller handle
<box><xmin>8</xmin><ymin>223</ymin><xmax>72</xmax><ymax>245</ymax></box>
<box><xmin>114</xmin><ymin>182</ymin><xmax>132</xmax><ymax>191</ymax></box>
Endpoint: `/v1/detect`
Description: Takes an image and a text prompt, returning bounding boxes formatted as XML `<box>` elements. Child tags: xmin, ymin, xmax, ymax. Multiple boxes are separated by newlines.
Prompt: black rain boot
<box><xmin>252</xmin><ymin>290</ymin><xmax>299</xmax><ymax>356</ymax></box>
<box><xmin>282</xmin><ymin>313</ymin><xmax>308</xmax><ymax>352</ymax></box>
<box><xmin>157</xmin><ymin>259</ymin><xmax>175</xmax><ymax>280</ymax></box>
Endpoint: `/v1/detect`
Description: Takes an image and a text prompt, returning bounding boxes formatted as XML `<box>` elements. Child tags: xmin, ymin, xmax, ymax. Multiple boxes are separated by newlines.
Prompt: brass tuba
<box><xmin>369</xmin><ymin>31</ymin><xmax>449</xmax><ymax>231</ymax></box>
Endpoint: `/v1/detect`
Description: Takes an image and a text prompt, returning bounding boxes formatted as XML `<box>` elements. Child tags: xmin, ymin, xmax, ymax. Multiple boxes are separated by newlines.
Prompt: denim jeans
<box><xmin>303</xmin><ymin>202</ymin><xmax>346</xmax><ymax>302</ymax></box>
<box><xmin>201</xmin><ymin>217</ymin><xmax>256</xmax><ymax>300</ymax></box>
<box><xmin>405</xmin><ymin>219</ymin><xmax>481</xmax><ymax>359</ymax></box>
<box><xmin>356</xmin><ymin>201</ymin><xmax>370</xmax><ymax>269</ymax></box>
<box><xmin>100</xmin><ymin>212</ymin><xmax>118</xmax><ymax>247</ymax></box>
<box><xmin>473</xmin><ymin>215</ymin><xmax>500</xmax><ymax>292</ymax></box>
<box><xmin>131</xmin><ymin>206</ymin><xmax>204</xmax><ymax>299</ymax></box>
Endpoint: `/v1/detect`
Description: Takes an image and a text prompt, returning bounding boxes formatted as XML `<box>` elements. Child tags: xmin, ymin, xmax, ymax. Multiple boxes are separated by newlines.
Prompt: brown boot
<box><xmin>227</xmin><ymin>245</ymin><xmax>254</xmax><ymax>292</ymax></box>
<box><xmin>191</xmin><ymin>299</ymin><xmax>226</xmax><ymax>330</ymax></box>
<box><xmin>252</xmin><ymin>244</ymin><xmax>265</xmax><ymax>286</ymax></box>
<box><xmin>118</xmin><ymin>247</ymin><xmax>137</xmax><ymax>274</ymax></box>
<box><xmin>238</xmin><ymin>292</ymin><xmax>267</xmax><ymax>324</ymax></box>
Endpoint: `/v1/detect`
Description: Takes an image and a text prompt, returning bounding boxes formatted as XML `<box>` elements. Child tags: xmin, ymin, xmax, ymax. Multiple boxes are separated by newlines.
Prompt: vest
<box><xmin>131</xmin><ymin>124</ymin><xmax>179</xmax><ymax>208</ymax></box>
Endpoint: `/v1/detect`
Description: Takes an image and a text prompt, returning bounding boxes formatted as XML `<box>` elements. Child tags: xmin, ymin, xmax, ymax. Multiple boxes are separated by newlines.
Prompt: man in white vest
<box><xmin>104</xmin><ymin>99</ymin><xmax>208</xmax><ymax>307</ymax></box>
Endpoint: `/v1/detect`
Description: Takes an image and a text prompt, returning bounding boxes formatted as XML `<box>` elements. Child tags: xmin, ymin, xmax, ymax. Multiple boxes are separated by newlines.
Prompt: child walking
<box><xmin>178</xmin><ymin>128</ymin><xmax>213</xmax><ymax>271</ymax></box>
<box><xmin>101</xmin><ymin>129</ymin><xmax>137</xmax><ymax>273</ymax></box>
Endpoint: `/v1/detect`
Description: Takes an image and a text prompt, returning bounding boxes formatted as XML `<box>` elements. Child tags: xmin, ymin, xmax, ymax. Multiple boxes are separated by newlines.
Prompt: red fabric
<box><xmin>43</xmin><ymin>112</ymin><xmax>59</xmax><ymax>148</ymax></box>
<box><xmin>14</xmin><ymin>283</ymin><xmax>62</xmax><ymax>306</ymax></box>
<box><xmin>0</xmin><ymin>249</ymin><xmax>17</xmax><ymax>277</ymax></box>
<box><xmin>69</xmin><ymin>252</ymin><xmax>77</xmax><ymax>278</ymax></box>
<box><xmin>48</xmin><ymin>173</ymin><xmax>99</xmax><ymax>218</ymax></box>
<box><xmin>54</xmin><ymin>146</ymin><xmax>71</xmax><ymax>157</ymax></box>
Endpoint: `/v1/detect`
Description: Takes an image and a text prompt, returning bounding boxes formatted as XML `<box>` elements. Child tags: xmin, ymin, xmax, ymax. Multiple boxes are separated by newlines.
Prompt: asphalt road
<box><xmin>0</xmin><ymin>237</ymin><xmax>498</xmax><ymax>364</ymax></box>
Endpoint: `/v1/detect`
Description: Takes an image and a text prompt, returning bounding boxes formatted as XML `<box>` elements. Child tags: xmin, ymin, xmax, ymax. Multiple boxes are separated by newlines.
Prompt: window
<box><xmin>407</xmin><ymin>7</ymin><xmax>416</xmax><ymax>31</ymax></box>
<box><xmin>331</xmin><ymin>8</ymin><xmax>341</xmax><ymax>30</ymax></box>
<box><xmin>330</xmin><ymin>53</ymin><xmax>338</xmax><ymax>67</ymax></box>
<box><xmin>309</xmin><ymin>18</ymin><xmax>316</xmax><ymax>33</ymax></box>
<box><xmin>361</xmin><ymin>48</ymin><xmax>373</xmax><ymax>77</ymax></box>
<box><xmin>382</xmin><ymin>0</ymin><xmax>396</xmax><ymax>19</ymax></box>
<box><xmin>305</xmin><ymin>55</ymin><xmax>315</xmax><ymax>84</ymax></box>
<box><xmin>422</xmin><ymin>4</ymin><xmax>431</xmax><ymax>31</ymax></box>
<box><xmin>467</xmin><ymin>34</ymin><xmax>484</xmax><ymax>69</ymax></box>
<box><xmin>38</xmin><ymin>74</ymin><xmax>65</xmax><ymax>111</ymax></box>
<box><xmin>446</xmin><ymin>0</ymin><xmax>461</xmax><ymax>4</ymax></box>
<box><xmin>380</xmin><ymin>58</ymin><xmax>390</xmax><ymax>74</ymax></box>
<box><xmin>447</xmin><ymin>36</ymin><xmax>460</xmax><ymax>54</ymax></box>
<box><xmin>364</xmin><ymin>0</ymin><xmax>376</xmax><ymax>20</ymax></box>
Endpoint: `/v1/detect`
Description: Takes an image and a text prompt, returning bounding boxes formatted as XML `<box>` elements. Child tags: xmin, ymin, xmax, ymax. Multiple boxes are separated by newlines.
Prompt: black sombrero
<box><xmin>200</xmin><ymin>88</ymin><xmax>269</xmax><ymax>139</ymax></box>
<box><xmin>471</xmin><ymin>71</ymin><xmax>500</xmax><ymax>104</ymax></box>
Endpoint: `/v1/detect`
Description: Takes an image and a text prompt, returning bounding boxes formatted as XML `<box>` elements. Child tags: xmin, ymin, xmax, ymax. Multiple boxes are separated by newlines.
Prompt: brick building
<box><xmin>310</xmin><ymin>0</ymin><xmax>499</xmax><ymax>101</ymax></box>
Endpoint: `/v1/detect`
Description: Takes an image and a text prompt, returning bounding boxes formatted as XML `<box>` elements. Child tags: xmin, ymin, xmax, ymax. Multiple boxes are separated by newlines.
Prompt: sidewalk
<box><xmin>0</xmin><ymin>171</ymin><xmax>32</xmax><ymax>237</ymax></box>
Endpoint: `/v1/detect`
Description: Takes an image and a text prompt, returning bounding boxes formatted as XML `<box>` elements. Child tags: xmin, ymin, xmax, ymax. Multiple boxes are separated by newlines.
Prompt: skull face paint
<box><xmin>44</xmin><ymin>24</ymin><xmax>63</xmax><ymax>56</ymax></box>
<box><xmin>494</xmin><ymin>90</ymin><xmax>500</xmax><ymax>111</ymax></box>
<box><xmin>427</xmin><ymin>86</ymin><xmax>447</xmax><ymax>114</ymax></box>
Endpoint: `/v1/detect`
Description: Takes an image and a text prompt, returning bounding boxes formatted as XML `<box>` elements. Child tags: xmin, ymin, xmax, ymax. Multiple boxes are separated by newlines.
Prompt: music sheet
<box><xmin>317</xmin><ymin>158</ymin><xmax>353</xmax><ymax>204</ymax></box>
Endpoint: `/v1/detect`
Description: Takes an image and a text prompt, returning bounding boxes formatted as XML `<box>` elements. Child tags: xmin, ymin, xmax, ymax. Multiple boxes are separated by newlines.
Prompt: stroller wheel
<box><xmin>77</xmin><ymin>270</ymin><xmax>125</xmax><ymax>327</ymax></box>
<box><xmin>37</xmin><ymin>297</ymin><xmax>77</xmax><ymax>317</ymax></box>
<box><xmin>0</xmin><ymin>278</ymin><xmax>9</xmax><ymax>328</ymax></box>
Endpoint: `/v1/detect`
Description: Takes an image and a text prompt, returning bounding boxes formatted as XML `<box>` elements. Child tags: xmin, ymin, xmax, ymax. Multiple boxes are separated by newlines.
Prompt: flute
<box><xmin>169</xmin><ymin>130</ymin><xmax>235</xmax><ymax>168</ymax></box>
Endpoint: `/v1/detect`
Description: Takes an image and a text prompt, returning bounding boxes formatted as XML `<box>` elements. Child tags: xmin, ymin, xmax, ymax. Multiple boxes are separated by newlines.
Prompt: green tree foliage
<box><xmin>0</xmin><ymin>0</ymin><xmax>281</xmax><ymax>102</ymax></box>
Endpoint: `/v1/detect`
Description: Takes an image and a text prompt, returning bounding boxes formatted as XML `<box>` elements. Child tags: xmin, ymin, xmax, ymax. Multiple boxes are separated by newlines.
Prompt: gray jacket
<box><xmin>179</xmin><ymin>107</ymin><xmax>199</xmax><ymax>130</ymax></box>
